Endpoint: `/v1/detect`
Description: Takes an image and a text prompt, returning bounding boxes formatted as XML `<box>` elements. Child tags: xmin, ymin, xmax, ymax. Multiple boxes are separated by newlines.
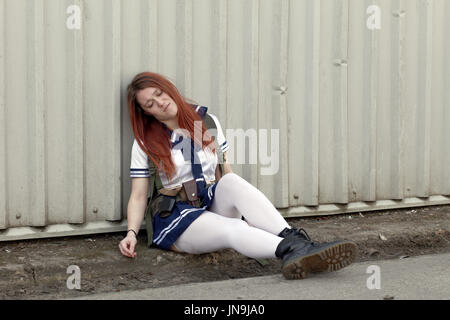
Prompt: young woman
<box><xmin>119</xmin><ymin>71</ymin><xmax>357</xmax><ymax>280</ymax></box>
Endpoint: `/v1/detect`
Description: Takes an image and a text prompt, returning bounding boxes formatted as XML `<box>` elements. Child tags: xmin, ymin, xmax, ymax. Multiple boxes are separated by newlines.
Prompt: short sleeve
<box><xmin>208</xmin><ymin>113</ymin><xmax>229</xmax><ymax>153</ymax></box>
<box><xmin>130</xmin><ymin>139</ymin><xmax>150</xmax><ymax>178</ymax></box>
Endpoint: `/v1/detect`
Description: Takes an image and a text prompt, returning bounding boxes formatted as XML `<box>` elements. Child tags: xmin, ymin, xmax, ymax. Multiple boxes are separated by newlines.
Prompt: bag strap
<box><xmin>145</xmin><ymin>159</ymin><xmax>157</xmax><ymax>247</ymax></box>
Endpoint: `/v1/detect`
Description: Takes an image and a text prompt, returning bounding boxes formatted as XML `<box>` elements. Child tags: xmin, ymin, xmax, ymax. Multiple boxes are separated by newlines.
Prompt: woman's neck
<box><xmin>162</xmin><ymin>119</ymin><xmax>179</xmax><ymax>131</ymax></box>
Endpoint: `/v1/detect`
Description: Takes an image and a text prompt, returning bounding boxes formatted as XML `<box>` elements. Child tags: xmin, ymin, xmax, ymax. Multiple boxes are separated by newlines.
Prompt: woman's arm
<box><xmin>223</xmin><ymin>152</ymin><xmax>233</xmax><ymax>174</ymax></box>
<box><xmin>216</xmin><ymin>151</ymin><xmax>233</xmax><ymax>180</ymax></box>
<box><xmin>119</xmin><ymin>177</ymin><xmax>149</xmax><ymax>258</ymax></box>
<box><xmin>126</xmin><ymin>177</ymin><xmax>149</xmax><ymax>234</ymax></box>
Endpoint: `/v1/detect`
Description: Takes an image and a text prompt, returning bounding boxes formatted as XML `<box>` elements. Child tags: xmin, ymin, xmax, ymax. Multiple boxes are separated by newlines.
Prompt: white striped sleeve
<box><xmin>130</xmin><ymin>139</ymin><xmax>150</xmax><ymax>178</ymax></box>
<box><xmin>208</xmin><ymin>113</ymin><xmax>229</xmax><ymax>153</ymax></box>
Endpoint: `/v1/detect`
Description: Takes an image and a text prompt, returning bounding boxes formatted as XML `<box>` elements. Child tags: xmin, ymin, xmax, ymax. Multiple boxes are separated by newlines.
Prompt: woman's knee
<box><xmin>218</xmin><ymin>172</ymin><xmax>247</xmax><ymax>191</ymax></box>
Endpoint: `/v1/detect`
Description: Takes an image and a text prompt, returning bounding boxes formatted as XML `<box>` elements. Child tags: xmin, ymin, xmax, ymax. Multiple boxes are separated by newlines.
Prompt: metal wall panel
<box><xmin>0</xmin><ymin>0</ymin><xmax>6</xmax><ymax>230</ymax></box>
<box><xmin>0</xmin><ymin>0</ymin><xmax>449</xmax><ymax>240</ymax></box>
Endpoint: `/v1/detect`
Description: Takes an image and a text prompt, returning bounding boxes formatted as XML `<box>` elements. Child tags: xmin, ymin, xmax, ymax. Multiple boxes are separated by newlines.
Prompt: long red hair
<box><xmin>127</xmin><ymin>72</ymin><xmax>216</xmax><ymax>180</ymax></box>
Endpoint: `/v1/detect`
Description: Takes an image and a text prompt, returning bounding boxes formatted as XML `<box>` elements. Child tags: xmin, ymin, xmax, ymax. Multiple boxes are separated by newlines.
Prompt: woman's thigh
<box><xmin>173</xmin><ymin>210</ymin><xmax>243</xmax><ymax>254</ymax></box>
<box><xmin>209</xmin><ymin>174</ymin><xmax>242</xmax><ymax>219</ymax></box>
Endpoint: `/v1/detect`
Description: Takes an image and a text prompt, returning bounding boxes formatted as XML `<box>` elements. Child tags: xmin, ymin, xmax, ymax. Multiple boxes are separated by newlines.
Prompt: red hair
<box><xmin>127</xmin><ymin>72</ymin><xmax>216</xmax><ymax>180</ymax></box>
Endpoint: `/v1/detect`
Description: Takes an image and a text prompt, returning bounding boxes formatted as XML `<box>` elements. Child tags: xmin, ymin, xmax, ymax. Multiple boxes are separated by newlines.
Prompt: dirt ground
<box><xmin>0</xmin><ymin>204</ymin><xmax>449</xmax><ymax>300</ymax></box>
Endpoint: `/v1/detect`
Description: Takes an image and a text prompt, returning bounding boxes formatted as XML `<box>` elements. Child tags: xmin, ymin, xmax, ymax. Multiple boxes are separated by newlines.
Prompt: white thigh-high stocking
<box><xmin>209</xmin><ymin>173</ymin><xmax>290</xmax><ymax>235</ymax></box>
<box><xmin>173</xmin><ymin>211</ymin><xmax>282</xmax><ymax>259</ymax></box>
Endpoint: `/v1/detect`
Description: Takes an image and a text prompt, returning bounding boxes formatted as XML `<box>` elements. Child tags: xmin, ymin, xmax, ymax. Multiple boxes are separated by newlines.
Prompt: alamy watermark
<box><xmin>66</xmin><ymin>5</ymin><xmax>81</xmax><ymax>30</ymax></box>
<box><xmin>66</xmin><ymin>265</ymin><xmax>81</xmax><ymax>290</ymax></box>
<box><xmin>366</xmin><ymin>5</ymin><xmax>381</xmax><ymax>30</ymax></box>
<box><xmin>366</xmin><ymin>265</ymin><xmax>381</xmax><ymax>290</ymax></box>
<box><xmin>171</xmin><ymin>122</ymin><xmax>280</xmax><ymax>176</ymax></box>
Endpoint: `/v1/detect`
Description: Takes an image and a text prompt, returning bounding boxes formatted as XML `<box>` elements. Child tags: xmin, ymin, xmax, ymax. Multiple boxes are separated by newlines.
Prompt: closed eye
<box><xmin>145</xmin><ymin>90</ymin><xmax>163</xmax><ymax>108</ymax></box>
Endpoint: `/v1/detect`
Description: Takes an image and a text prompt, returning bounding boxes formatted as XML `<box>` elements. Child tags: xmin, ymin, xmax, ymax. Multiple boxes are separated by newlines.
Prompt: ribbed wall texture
<box><xmin>0</xmin><ymin>0</ymin><xmax>449</xmax><ymax>240</ymax></box>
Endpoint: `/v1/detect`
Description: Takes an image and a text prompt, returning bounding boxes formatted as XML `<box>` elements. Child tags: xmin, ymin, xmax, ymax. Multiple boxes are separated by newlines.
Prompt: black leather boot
<box><xmin>275</xmin><ymin>227</ymin><xmax>357</xmax><ymax>280</ymax></box>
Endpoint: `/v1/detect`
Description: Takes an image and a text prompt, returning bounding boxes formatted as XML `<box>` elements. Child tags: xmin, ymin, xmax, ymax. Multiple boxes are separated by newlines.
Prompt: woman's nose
<box><xmin>153</xmin><ymin>96</ymin><xmax>165</xmax><ymax>107</ymax></box>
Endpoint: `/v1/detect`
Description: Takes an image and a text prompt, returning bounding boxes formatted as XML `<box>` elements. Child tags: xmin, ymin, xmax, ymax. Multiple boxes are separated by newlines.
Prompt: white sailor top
<box><xmin>129</xmin><ymin>106</ymin><xmax>229</xmax><ymax>188</ymax></box>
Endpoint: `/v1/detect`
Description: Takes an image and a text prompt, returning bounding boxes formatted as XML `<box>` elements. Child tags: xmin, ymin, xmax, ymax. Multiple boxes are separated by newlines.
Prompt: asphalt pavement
<box><xmin>76</xmin><ymin>252</ymin><xmax>450</xmax><ymax>300</ymax></box>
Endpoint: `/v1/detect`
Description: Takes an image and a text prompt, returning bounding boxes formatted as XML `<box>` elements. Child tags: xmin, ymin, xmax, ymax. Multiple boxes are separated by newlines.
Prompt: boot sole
<box><xmin>281</xmin><ymin>241</ymin><xmax>357</xmax><ymax>280</ymax></box>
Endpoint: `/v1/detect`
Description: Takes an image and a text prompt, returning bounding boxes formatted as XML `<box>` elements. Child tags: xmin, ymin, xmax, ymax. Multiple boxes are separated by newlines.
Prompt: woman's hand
<box><xmin>118</xmin><ymin>233</ymin><xmax>137</xmax><ymax>258</ymax></box>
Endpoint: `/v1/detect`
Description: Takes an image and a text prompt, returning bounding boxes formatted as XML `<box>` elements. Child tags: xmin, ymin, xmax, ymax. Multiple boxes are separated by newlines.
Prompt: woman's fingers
<box><xmin>118</xmin><ymin>242</ymin><xmax>130</xmax><ymax>257</ymax></box>
<box><xmin>119</xmin><ymin>240</ymin><xmax>133</xmax><ymax>257</ymax></box>
<box><xmin>119</xmin><ymin>237</ymin><xmax>137</xmax><ymax>258</ymax></box>
<box><xmin>129</xmin><ymin>242</ymin><xmax>137</xmax><ymax>257</ymax></box>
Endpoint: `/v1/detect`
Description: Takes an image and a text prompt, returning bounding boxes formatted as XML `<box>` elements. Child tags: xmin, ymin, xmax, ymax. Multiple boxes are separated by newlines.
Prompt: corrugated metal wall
<box><xmin>0</xmin><ymin>0</ymin><xmax>449</xmax><ymax>240</ymax></box>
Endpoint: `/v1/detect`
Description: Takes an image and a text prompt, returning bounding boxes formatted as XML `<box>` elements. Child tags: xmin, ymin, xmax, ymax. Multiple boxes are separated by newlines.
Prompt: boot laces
<box><xmin>295</xmin><ymin>228</ymin><xmax>312</xmax><ymax>241</ymax></box>
<box><xmin>294</xmin><ymin>228</ymin><xmax>322</xmax><ymax>246</ymax></box>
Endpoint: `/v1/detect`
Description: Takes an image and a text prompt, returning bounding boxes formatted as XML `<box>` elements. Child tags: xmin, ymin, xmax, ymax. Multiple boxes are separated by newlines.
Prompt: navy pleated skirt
<box><xmin>151</xmin><ymin>182</ymin><xmax>218</xmax><ymax>250</ymax></box>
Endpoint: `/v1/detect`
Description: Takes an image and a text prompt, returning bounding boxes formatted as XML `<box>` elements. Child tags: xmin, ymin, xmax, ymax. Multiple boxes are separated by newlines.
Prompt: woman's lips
<box><xmin>164</xmin><ymin>103</ymin><xmax>169</xmax><ymax>112</ymax></box>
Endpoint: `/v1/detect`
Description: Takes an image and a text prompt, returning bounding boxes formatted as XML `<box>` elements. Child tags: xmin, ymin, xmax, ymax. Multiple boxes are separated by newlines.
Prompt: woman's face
<box><xmin>135</xmin><ymin>87</ymin><xmax>178</xmax><ymax>121</ymax></box>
